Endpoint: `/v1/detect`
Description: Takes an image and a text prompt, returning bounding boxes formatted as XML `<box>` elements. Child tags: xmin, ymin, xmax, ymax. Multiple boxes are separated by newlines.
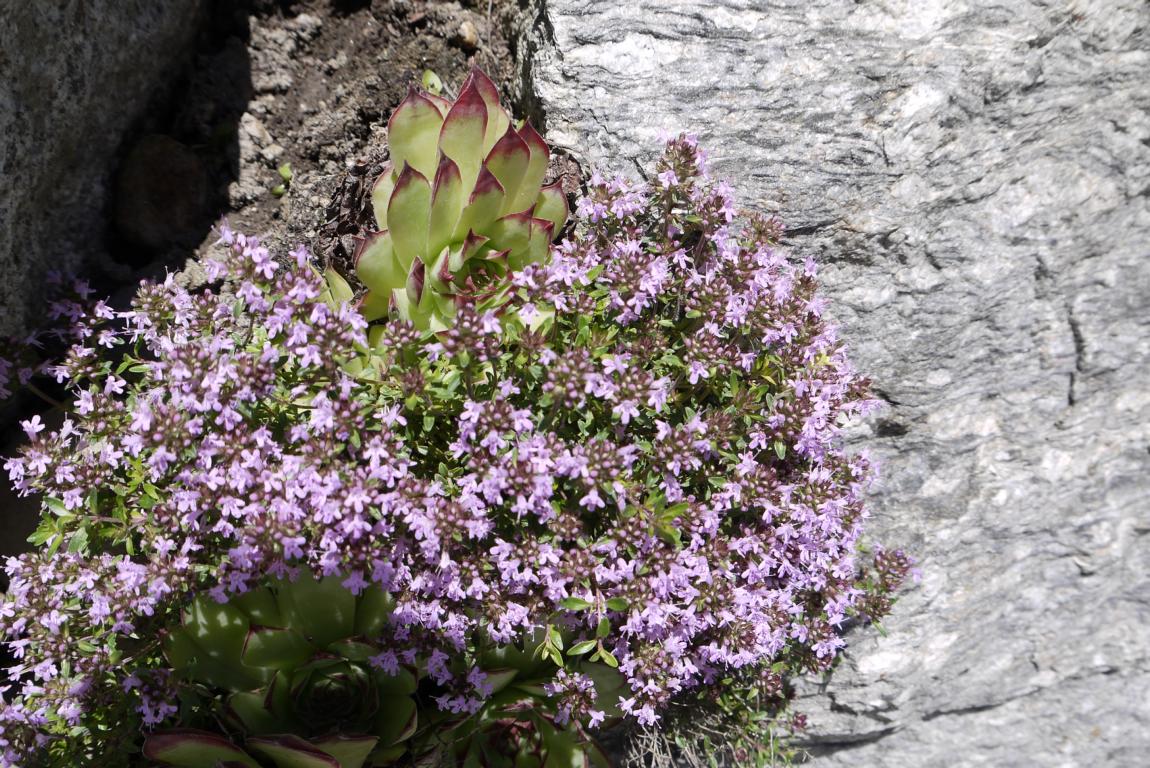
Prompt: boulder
<box><xmin>523</xmin><ymin>1</ymin><xmax>1150</xmax><ymax>765</ymax></box>
<box><xmin>0</xmin><ymin>0</ymin><xmax>205</xmax><ymax>337</ymax></box>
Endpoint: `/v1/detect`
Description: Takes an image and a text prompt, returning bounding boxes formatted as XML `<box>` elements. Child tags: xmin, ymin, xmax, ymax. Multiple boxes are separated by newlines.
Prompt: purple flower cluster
<box><xmin>0</xmin><ymin>137</ymin><xmax>908</xmax><ymax>765</ymax></box>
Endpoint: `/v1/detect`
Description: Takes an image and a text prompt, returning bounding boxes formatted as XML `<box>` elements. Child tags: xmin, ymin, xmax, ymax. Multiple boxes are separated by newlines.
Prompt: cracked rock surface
<box><xmin>523</xmin><ymin>0</ymin><xmax>1150</xmax><ymax>764</ymax></box>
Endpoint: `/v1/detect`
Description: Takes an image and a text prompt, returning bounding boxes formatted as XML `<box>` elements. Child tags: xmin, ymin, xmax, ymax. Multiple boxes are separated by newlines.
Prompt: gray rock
<box><xmin>0</xmin><ymin>0</ymin><xmax>205</xmax><ymax>336</ymax></box>
<box><xmin>522</xmin><ymin>1</ymin><xmax>1150</xmax><ymax>765</ymax></box>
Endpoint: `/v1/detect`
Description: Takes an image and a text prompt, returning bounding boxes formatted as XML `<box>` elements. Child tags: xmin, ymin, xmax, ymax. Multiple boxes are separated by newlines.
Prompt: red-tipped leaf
<box><xmin>143</xmin><ymin>729</ymin><xmax>260</xmax><ymax>768</ymax></box>
<box><xmin>533</xmin><ymin>182</ymin><xmax>569</xmax><ymax>237</ymax></box>
<box><xmin>387</xmin><ymin>88</ymin><xmax>444</xmax><ymax>178</ymax></box>
<box><xmin>508</xmin><ymin>122</ymin><xmax>550</xmax><ymax>214</ymax></box>
<box><xmin>453</xmin><ymin>166</ymin><xmax>505</xmax><ymax>240</ymax></box>
<box><xmin>406</xmin><ymin>259</ymin><xmax>426</xmax><ymax>306</ymax></box>
<box><xmin>485</xmin><ymin>126</ymin><xmax>531</xmax><ymax>216</ymax></box>
<box><xmin>467</xmin><ymin>67</ymin><xmax>512</xmax><ymax>154</ymax></box>
<box><xmin>481</xmin><ymin>211</ymin><xmax>533</xmax><ymax>267</ymax></box>
<box><xmin>438</xmin><ymin>78</ymin><xmax>489</xmax><ymax>193</ymax></box>
<box><xmin>246</xmin><ymin>735</ymin><xmax>340</xmax><ymax>768</ymax></box>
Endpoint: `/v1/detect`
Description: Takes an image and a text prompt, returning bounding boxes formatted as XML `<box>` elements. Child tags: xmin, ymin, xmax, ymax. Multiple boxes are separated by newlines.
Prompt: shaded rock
<box><xmin>522</xmin><ymin>1</ymin><xmax>1150</xmax><ymax>765</ymax></box>
<box><xmin>0</xmin><ymin>0</ymin><xmax>205</xmax><ymax>336</ymax></box>
<box><xmin>114</xmin><ymin>134</ymin><xmax>211</xmax><ymax>253</ymax></box>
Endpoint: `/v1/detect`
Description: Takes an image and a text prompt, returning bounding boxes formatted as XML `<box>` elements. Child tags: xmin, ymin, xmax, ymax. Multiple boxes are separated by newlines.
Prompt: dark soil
<box><xmin>112</xmin><ymin>0</ymin><xmax>524</xmax><ymax>276</ymax></box>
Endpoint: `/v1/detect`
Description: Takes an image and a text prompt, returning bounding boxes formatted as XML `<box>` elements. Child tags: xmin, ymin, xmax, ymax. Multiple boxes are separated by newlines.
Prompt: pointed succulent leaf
<box><xmin>359</xmin><ymin>290</ymin><xmax>391</xmax><ymax>323</ymax></box>
<box><xmin>225</xmin><ymin>690</ymin><xmax>282</xmax><ymax>736</ymax></box>
<box><xmin>310</xmin><ymin>735</ymin><xmax>379</xmax><ymax>768</ymax></box>
<box><xmin>533</xmin><ymin>183</ymin><xmax>568</xmax><ymax>237</ymax></box>
<box><xmin>485</xmin><ymin>127</ymin><xmax>531</xmax><ymax>215</ymax></box>
<box><xmin>387</xmin><ymin>89</ymin><xmax>444</xmax><ymax>179</ymax></box>
<box><xmin>426</xmin><ymin>92</ymin><xmax>452</xmax><ymax>117</ymax></box>
<box><xmin>482</xmin><ymin>668</ymin><xmax>520</xmax><ymax>694</ymax></box>
<box><xmin>247</xmin><ymin>735</ymin><xmax>341</xmax><ymax>768</ymax></box>
<box><xmin>354</xmin><ymin>585</ymin><xmax>395</xmax><ymax>638</ymax></box>
<box><xmin>387</xmin><ymin>164</ymin><xmax>432</xmax><ymax>266</ymax></box>
<box><xmin>481</xmin><ymin>212</ymin><xmax>533</xmax><ymax>267</ymax></box>
<box><xmin>453</xmin><ymin>167</ymin><xmax>505</xmax><ymax>240</ymax></box>
<box><xmin>537</xmin><ymin>720</ymin><xmax>589</xmax><ymax>768</ymax></box>
<box><xmin>142</xmin><ymin>729</ymin><xmax>260</xmax><ymax>768</ymax></box>
<box><xmin>582</xmin><ymin>662</ymin><xmax>627</xmax><ymax>720</ymax></box>
<box><xmin>467</xmin><ymin>68</ymin><xmax>511</xmax><ymax>154</ymax></box>
<box><xmin>508</xmin><ymin>123</ymin><xmax>550</xmax><ymax>214</ymax></box>
<box><xmin>242</xmin><ymin>626</ymin><xmax>314</xmax><ymax>670</ymax></box>
<box><xmin>510</xmin><ymin>217</ymin><xmax>554</xmax><ymax>271</ymax></box>
<box><xmin>406</xmin><ymin>259</ymin><xmax>426</xmax><ymax>307</ymax></box>
<box><xmin>355</xmin><ymin>231</ymin><xmax>407</xmax><ymax>296</ymax></box>
<box><xmin>461</xmin><ymin>230</ymin><xmax>491</xmax><ymax>259</ymax></box>
<box><xmin>279</xmin><ymin>572</ymin><xmax>357</xmax><ymax>649</ymax></box>
<box><xmin>428</xmin><ymin>156</ymin><xmax>464</xmax><ymax>258</ymax></box>
<box><xmin>322</xmin><ymin>267</ymin><xmax>354</xmax><ymax>307</ymax></box>
<box><xmin>162</xmin><ymin>627</ymin><xmax>200</xmax><ymax>670</ymax></box>
<box><xmin>184</xmin><ymin>596</ymin><xmax>250</xmax><ymax>661</ymax></box>
<box><xmin>325</xmin><ymin>639</ymin><xmax>377</xmax><ymax>662</ymax></box>
<box><xmin>372</xmin><ymin>695</ymin><xmax>418</xmax><ymax>747</ymax></box>
<box><xmin>370</xmin><ymin>165</ymin><xmax>396</xmax><ymax>231</ymax></box>
<box><xmin>438</xmin><ymin>79</ymin><xmax>488</xmax><ymax>193</ymax></box>
<box><xmin>232</xmin><ymin>587</ymin><xmax>284</xmax><ymax>629</ymax></box>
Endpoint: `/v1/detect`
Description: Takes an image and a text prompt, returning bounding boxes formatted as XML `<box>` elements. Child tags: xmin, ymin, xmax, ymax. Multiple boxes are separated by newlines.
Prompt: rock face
<box><xmin>0</xmin><ymin>0</ymin><xmax>205</xmax><ymax>337</ymax></box>
<box><xmin>523</xmin><ymin>1</ymin><xmax>1150</xmax><ymax>765</ymax></box>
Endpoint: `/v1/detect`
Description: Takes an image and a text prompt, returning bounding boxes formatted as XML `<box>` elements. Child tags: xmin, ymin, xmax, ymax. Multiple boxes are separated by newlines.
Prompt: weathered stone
<box><xmin>0</xmin><ymin>0</ymin><xmax>204</xmax><ymax>336</ymax></box>
<box><xmin>523</xmin><ymin>1</ymin><xmax>1150</xmax><ymax>765</ymax></box>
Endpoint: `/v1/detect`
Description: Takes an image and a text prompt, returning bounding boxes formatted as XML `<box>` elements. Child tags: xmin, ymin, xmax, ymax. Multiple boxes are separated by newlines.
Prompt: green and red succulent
<box><xmin>332</xmin><ymin>68</ymin><xmax>567</xmax><ymax>332</ymax></box>
<box><xmin>144</xmin><ymin>573</ymin><xmax>416</xmax><ymax>768</ymax></box>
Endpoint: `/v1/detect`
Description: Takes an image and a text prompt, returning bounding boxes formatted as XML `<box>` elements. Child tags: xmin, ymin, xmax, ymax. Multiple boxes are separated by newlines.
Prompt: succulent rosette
<box><xmin>144</xmin><ymin>572</ymin><xmax>417</xmax><ymax>767</ymax></box>
<box><xmin>336</xmin><ymin>68</ymin><xmax>568</xmax><ymax>332</ymax></box>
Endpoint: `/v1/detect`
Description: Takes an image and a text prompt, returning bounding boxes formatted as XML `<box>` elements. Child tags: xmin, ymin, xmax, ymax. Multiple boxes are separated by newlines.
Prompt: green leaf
<box><xmin>548</xmin><ymin>625</ymin><xmax>564</xmax><ymax>651</ymax></box>
<box><xmin>356</xmin><ymin>231</ymin><xmax>407</xmax><ymax>296</ymax></box>
<box><xmin>453</xmin><ymin>167</ymin><xmax>505</xmax><ymax>241</ymax></box>
<box><xmin>387</xmin><ymin>165</ymin><xmax>432</xmax><ymax>266</ymax></box>
<box><xmin>595</xmin><ymin>617</ymin><xmax>611</xmax><ymax>639</ymax></box>
<box><xmin>567</xmin><ymin>640</ymin><xmax>597</xmax><ymax>656</ymax></box>
<box><xmin>322</xmin><ymin>267</ymin><xmax>353</xmax><ymax>306</ymax></box>
<box><xmin>558</xmin><ymin>597</ymin><xmax>592</xmax><ymax>611</ymax></box>
<box><xmin>142</xmin><ymin>729</ymin><xmax>260</xmax><ymax>768</ymax></box>
<box><xmin>533</xmin><ymin>183</ymin><xmax>568</xmax><ymax>238</ymax></box>
<box><xmin>598</xmin><ymin>648</ymin><xmax>619</xmax><ymax>668</ymax></box>
<box><xmin>354</xmin><ymin>584</ymin><xmax>395</xmax><ymax>637</ymax></box>
<box><xmin>370</xmin><ymin>166</ymin><xmax>396</xmax><ymax>231</ymax></box>
<box><xmin>247</xmin><ymin>735</ymin><xmax>340</xmax><ymax>768</ymax></box>
<box><xmin>773</xmin><ymin>440</ymin><xmax>787</xmax><ymax>460</ymax></box>
<box><xmin>387</xmin><ymin>89</ymin><xmax>445</xmax><ymax>179</ymax></box>
<box><xmin>278</xmin><ymin>572</ymin><xmax>357</xmax><ymax>648</ymax></box>
<box><xmin>309</xmin><ymin>735</ymin><xmax>379</xmax><ymax>768</ymax></box>
<box><xmin>428</xmin><ymin>155</ymin><xmax>464</xmax><ymax>258</ymax></box>
<box><xmin>241</xmin><ymin>626</ymin><xmax>314</xmax><ymax>669</ymax></box>
<box><xmin>421</xmin><ymin>69</ymin><xmax>443</xmax><ymax>95</ymax></box>
<box><xmin>467</xmin><ymin>68</ymin><xmax>511</xmax><ymax>155</ymax></box>
<box><xmin>278</xmin><ymin>163</ymin><xmax>294</xmax><ymax>183</ymax></box>
<box><xmin>438</xmin><ymin>78</ymin><xmax>489</xmax><ymax>193</ymax></box>
<box><xmin>509</xmin><ymin>123</ymin><xmax>550</xmax><ymax>214</ymax></box>
<box><xmin>484</xmin><ymin>128</ymin><xmax>530</xmax><ymax>214</ymax></box>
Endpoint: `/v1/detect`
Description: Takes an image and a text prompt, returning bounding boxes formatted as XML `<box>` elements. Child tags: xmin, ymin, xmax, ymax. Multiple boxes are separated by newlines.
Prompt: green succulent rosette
<box><xmin>325</xmin><ymin>68</ymin><xmax>568</xmax><ymax>332</ymax></box>
<box><xmin>144</xmin><ymin>573</ymin><xmax>416</xmax><ymax>768</ymax></box>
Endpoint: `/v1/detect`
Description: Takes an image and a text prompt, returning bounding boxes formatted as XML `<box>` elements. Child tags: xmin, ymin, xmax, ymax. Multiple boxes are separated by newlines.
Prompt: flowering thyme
<box><xmin>0</xmin><ymin>137</ymin><xmax>909</xmax><ymax>766</ymax></box>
